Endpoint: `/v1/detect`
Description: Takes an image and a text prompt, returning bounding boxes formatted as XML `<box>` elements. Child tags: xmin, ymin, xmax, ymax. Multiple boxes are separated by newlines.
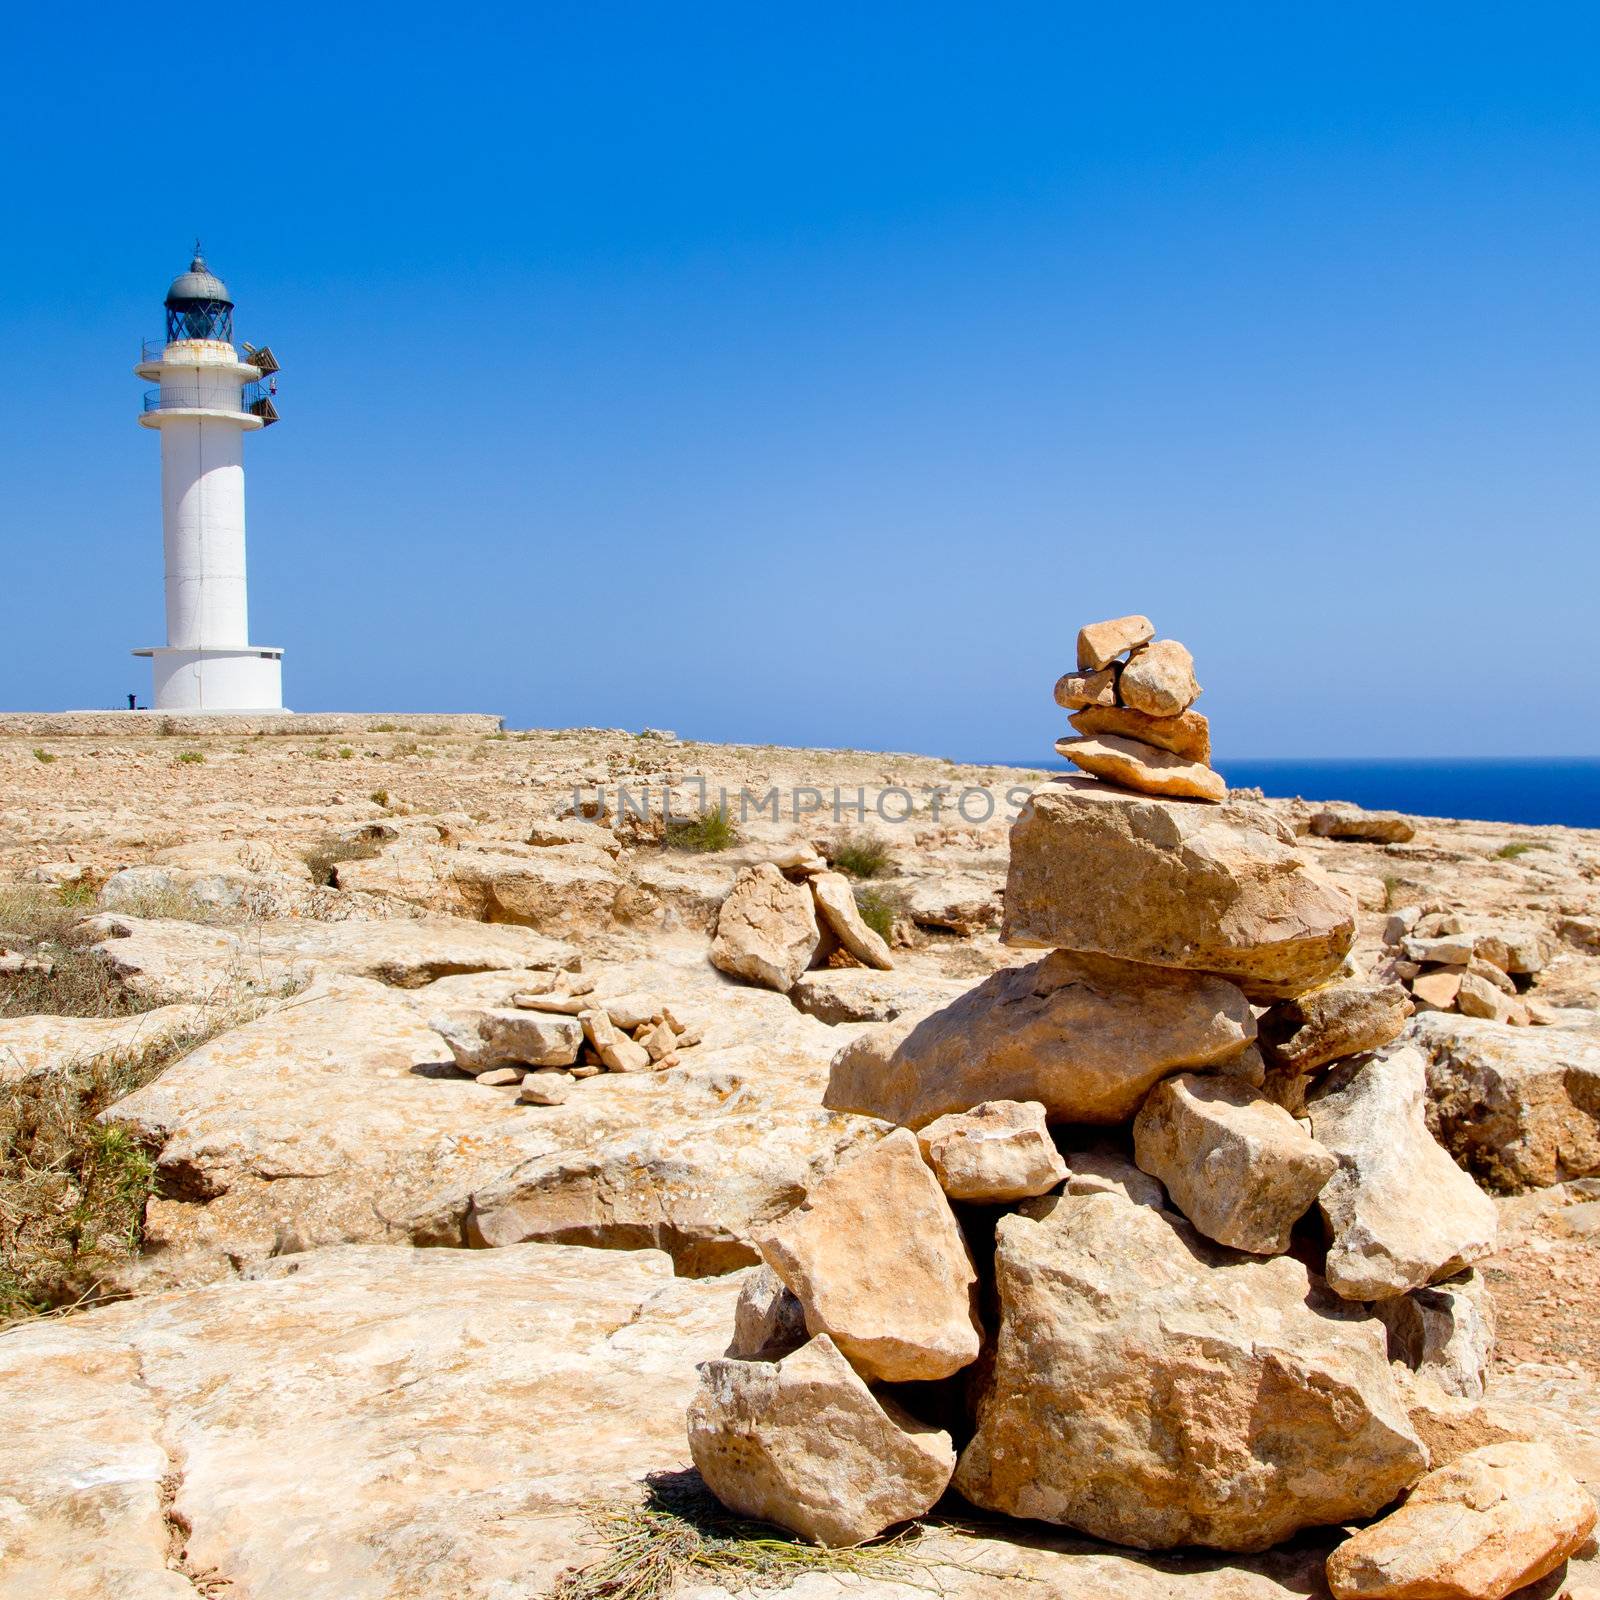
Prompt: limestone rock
<box><xmin>0</xmin><ymin>1241</ymin><xmax>745</xmax><ymax>1600</ymax></box>
<box><xmin>1472</xmin><ymin>923</ymin><xmax>1554</xmax><ymax>976</ymax></box>
<box><xmin>1003</xmin><ymin>779</ymin><xmax>1356</xmax><ymax>1002</ymax></box>
<box><xmin>105</xmin><ymin>958</ymin><xmax>884</xmax><ymax>1284</ymax></box>
<box><xmin>517</xmin><ymin>1070</ymin><xmax>573</xmax><ymax>1105</ymax></box>
<box><xmin>0</xmin><ymin>1003</ymin><xmax>213</xmax><ymax>1086</ymax></box>
<box><xmin>1053</xmin><ymin>667</ymin><xmax>1119</xmax><ymax>709</ymax></box>
<box><xmin>808</xmin><ymin>870</ymin><xmax>895</xmax><ymax>971</ymax></box>
<box><xmin>727</xmin><ymin>1263</ymin><xmax>809</xmax><ymax>1361</ymax></box>
<box><xmin>1415</xmin><ymin>1012</ymin><xmax>1600</xmax><ymax>1190</ymax></box>
<box><xmin>916</xmin><ymin>1099</ymin><xmax>1068</xmax><ymax>1203</ymax></box>
<box><xmin>1056</xmin><ymin>734</ymin><xmax>1226</xmax><ymax>803</ymax></box>
<box><xmin>710</xmin><ymin>863</ymin><xmax>821</xmax><ymax>993</ymax></box>
<box><xmin>1077</xmin><ymin>613</ymin><xmax>1155</xmax><ymax>670</ymax></box>
<box><xmin>1068</xmin><ymin>703</ymin><xmax>1212</xmax><ymax>763</ymax></box>
<box><xmin>753</xmin><ymin>1129</ymin><xmax>980</xmax><ymax>1383</ymax></box>
<box><xmin>1119</xmin><ymin>638</ymin><xmax>1201</xmax><ymax>718</ymax></box>
<box><xmin>429</xmin><ymin>1007</ymin><xmax>584</xmax><ymax>1073</ymax></box>
<box><xmin>1063</xmin><ymin>1147</ymin><xmax>1169</xmax><ymax>1209</ymax></box>
<box><xmin>1309</xmin><ymin>807</ymin><xmax>1417</xmax><ymax>844</ymax></box>
<box><xmin>1132</xmin><ymin>1073</ymin><xmax>1338</xmax><ymax>1254</ymax></box>
<box><xmin>825</xmin><ymin>948</ymin><xmax>1255</xmax><ymax>1129</ymax></box>
<box><xmin>1308</xmin><ymin>1048</ymin><xmax>1498</xmax><ymax>1300</ymax></box>
<box><xmin>1325</xmin><ymin>1441</ymin><xmax>1596</xmax><ymax>1600</ymax></box>
<box><xmin>580</xmin><ymin>1008</ymin><xmax>654</xmax><ymax>1073</ymax></box>
<box><xmin>1258</xmin><ymin>980</ymin><xmax>1413</xmax><ymax>1075</ymax></box>
<box><xmin>1412</xmin><ymin>970</ymin><xmax>1464</xmax><ymax>1010</ymax></box>
<box><xmin>1457</xmin><ymin>973</ymin><xmax>1529</xmax><ymax>1026</ymax></box>
<box><xmin>1374</xmin><ymin>1271</ymin><xmax>1496</xmax><ymax>1400</ymax></box>
<box><xmin>954</xmin><ymin>1186</ymin><xmax>1427</xmax><ymax>1551</ymax></box>
<box><xmin>789</xmin><ymin>968</ymin><xmax>968</xmax><ymax>1025</ymax></box>
<box><xmin>688</xmin><ymin>1335</ymin><xmax>956</xmax><ymax>1547</ymax></box>
<box><xmin>899</xmin><ymin>873</ymin><xmax>1002</xmax><ymax>935</ymax></box>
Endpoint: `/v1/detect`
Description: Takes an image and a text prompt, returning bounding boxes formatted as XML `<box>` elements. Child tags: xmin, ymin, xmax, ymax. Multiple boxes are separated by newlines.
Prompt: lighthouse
<box><xmin>133</xmin><ymin>247</ymin><xmax>285</xmax><ymax>711</ymax></box>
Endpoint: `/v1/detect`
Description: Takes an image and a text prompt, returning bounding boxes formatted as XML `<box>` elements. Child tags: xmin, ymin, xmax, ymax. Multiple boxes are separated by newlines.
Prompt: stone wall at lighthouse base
<box><xmin>0</xmin><ymin>711</ymin><xmax>505</xmax><ymax>737</ymax></box>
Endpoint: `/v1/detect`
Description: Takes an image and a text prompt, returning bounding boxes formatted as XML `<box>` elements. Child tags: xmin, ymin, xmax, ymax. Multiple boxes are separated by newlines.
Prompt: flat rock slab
<box><xmin>0</xmin><ymin>1243</ymin><xmax>742</xmax><ymax>1600</ymax></box>
<box><xmin>789</xmin><ymin>968</ymin><xmax>970</xmax><ymax>1024</ymax></box>
<box><xmin>0</xmin><ymin>1003</ymin><xmax>212</xmax><ymax>1086</ymax></box>
<box><xmin>1414</xmin><ymin>1012</ymin><xmax>1600</xmax><ymax>1190</ymax></box>
<box><xmin>1003</xmin><ymin>778</ymin><xmax>1355</xmax><ymax>1002</ymax></box>
<box><xmin>1057</xmin><ymin>734</ymin><xmax>1225</xmax><ymax>803</ymax></box>
<box><xmin>825</xmin><ymin>948</ymin><xmax>1255</xmax><ymax>1129</ymax></box>
<box><xmin>87</xmin><ymin>912</ymin><xmax>578</xmax><ymax>1003</ymax></box>
<box><xmin>104</xmin><ymin>950</ymin><xmax>884</xmax><ymax>1286</ymax></box>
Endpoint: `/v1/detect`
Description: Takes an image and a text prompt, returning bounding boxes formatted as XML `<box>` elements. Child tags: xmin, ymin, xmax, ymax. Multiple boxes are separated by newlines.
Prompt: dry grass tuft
<box><xmin>550</xmin><ymin>1472</ymin><xmax>952</xmax><ymax>1600</ymax></box>
<box><xmin>829</xmin><ymin>831</ymin><xmax>894</xmax><ymax>879</ymax></box>
<box><xmin>300</xmin><ymin>833</ymin><xmax>384</xmax><ymax>888</ymax></box>
<box><xmin>0</xmin><ymin>1011</ymin><xmax>233</xmax><ymax>1321</ymax></box>
<box><xmin>853</xmin><ymin>886</ymin><xmax>905</xmax><ymax>943</ymax></box>
<box><xmin>663</xmin><ymin>806</ymin><xmax>740</xmax><ymax>854</ymax></box>
<box><xmin>0</xmin><ymin>884</ymin><xmax>160</xmax><ymax>1022</ymax></box>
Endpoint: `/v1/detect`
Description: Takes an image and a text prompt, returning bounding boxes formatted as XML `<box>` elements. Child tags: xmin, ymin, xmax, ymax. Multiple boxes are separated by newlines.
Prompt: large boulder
<box><xmin>1002</xmin><ymin>779</ymin><xmax>1356</xmax><ymax>1002</ymax></box>
<box><xmin>1308</xmin><ymin>807</ymin><xmax>1417</xmax><ymax>844</ymax></box>
<box><xmin>824</xmin><ymin>949</ymin><xmax>1255</xmax><ymax>1129</ymax></box>
<box><xmin>753</xmin><ymin>1129</ymin><xmax>980</xmax><ymax>1383</ymax></box>
<box><xmin>954</xmin><ymin>1185</ymin><xmax>1427</xmax><ymax>1551</ymax></box>
<box><xmin>710</xmin><ymin>863</ymin><xmax>821</xmax><ymax>993</ymax></box>
<box><xmin>1325</xmin><ymin>1441</ymin><xmax>1596</xmax><ymax>1600</ymax></box>
<box><xmin>1308</xmin><ymin>1048</ymin><xmax>1498</xmax><ymax>1301</ymax></box>
<box><xmin>1414</xmin><ymin>1012</ymin><xmax>1600</xmax><ymax>1190</ymax></box>
<box><xmin>687</xmin><ymin>1335</ymin><xmax>956</xmax><ymax>1547</ymax></box>
<box><xmin>1132</xmin><ymin>1073</ymin><xmax>1337</xmax><ymax>1254</ymax></box>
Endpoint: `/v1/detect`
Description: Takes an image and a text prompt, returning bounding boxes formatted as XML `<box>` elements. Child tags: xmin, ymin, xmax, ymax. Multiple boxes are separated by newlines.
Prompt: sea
<box><xmin>1000</xmin><ymin>757</ymin><xmax>1600</xmax><ymax>831</ymax></box>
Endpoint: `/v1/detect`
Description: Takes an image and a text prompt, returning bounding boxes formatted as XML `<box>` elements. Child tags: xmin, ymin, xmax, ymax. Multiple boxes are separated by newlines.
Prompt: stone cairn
<box><xmin>685</xmin><ymin>614</ymin><xmax>1595</xmax><ymax>1598</ymax></box>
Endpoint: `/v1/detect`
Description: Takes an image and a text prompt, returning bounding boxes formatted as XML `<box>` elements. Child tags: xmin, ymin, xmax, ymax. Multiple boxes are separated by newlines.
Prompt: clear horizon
<box><xmin>4</xmin><ymin>5</ymin><xmax>1598</xmax><ymax>760</ymax></box>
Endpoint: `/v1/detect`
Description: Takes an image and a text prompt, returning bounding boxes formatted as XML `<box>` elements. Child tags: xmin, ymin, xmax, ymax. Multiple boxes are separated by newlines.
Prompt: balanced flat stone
<box><xmin>1003</xmin><ymin>778</ymin><xmax>1356</xmax><ymax>1002</ymax></box>
<box><xmin>1053</xmin><ymin>666</ymin><xmax>1119</xmax><ymax>709</ymax></box>
<box><xmin>1056</xmin><ymin>733</ymin><xmax>1226</xmax><ymax>803</ymax></box>
<box><xmin>1077</xmin><ymin>613</ymin><xmax>1154</xmax><ymax>670</ymax></box>
<box><xmin>1068</xmin><ymin>703</ymin><xmax>1212</xmax><ymax>763</ymax></box>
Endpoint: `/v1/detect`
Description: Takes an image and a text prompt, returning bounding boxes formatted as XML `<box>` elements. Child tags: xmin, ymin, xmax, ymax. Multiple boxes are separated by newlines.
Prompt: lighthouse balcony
<box><xmin>140</xmin><ymin>382</ymin><xmax>278</xmax><ymax>427</ymax></box>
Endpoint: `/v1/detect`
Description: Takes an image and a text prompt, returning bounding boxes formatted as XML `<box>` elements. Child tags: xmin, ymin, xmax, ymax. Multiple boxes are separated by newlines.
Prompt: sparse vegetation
<box><xmin>337</xmin><ymin>746</ymin><xmax>354</xmax><ymax>760</ymax></box>
<box><xmin>31</xmin><ymin>748</ymin><xmax>55</xmax><ymax>764</ymax></box>
<box><xmin>830</xmin><ymin>832</ymin><xmax>893</xmax><ymax>879</ymax></box>
<box><xmin>1496</xmin><ymin>841</ymin><xmax>1554</xmax><ymax>860</ymax></box>
<box><xmin>370</xmin><ymin>722</ymin><xmax>398</xmax><ymax>733</ymax></box>
<box><xmin>550</xmin><ymin>1472</ymin><xmax>947</xmax><ymax>1600</ymax></box>
<box><xmin>369</xmin><ymin>788</ymin><xmax>391</xmax><ymax>808</ymax></box>
<box><xmin>663</xmin><ymin>806</ymin><xmax>740</xmax><ymax>853</ymax></box>
<box><xmin>854</xmin><ymin>886</ymin><xmax>905</xmax><ymax>942</ymax></box>
<box><xmin>0</xmin><ymin>1011</ymin><xmax>231</xmax><ymax>1322</ymax></box>
<box><xmin>1380</xmin><ymin>874</ymin><xmax>1407</xmax><ymax>913</ymax></box>
<box><xmin>0</xmin><ymin>885</ymin><xmax>157</xmax><ymax>1022</ymax></box>
<box><xmin>300</xmin><ymin>833</ymin><xmax>383</xmax><ymax>887</ymax></box>
<box><xmin>175</xmin><ymin>750</ymin><xmax>205</xmax><ymax>765</ymax></box>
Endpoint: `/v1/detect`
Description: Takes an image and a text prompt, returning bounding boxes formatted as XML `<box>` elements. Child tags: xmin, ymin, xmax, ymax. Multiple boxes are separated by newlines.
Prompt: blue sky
<box><xmin>3</xmin><ymin>4</ymin><xmax>1597</xmax><ymax>758</ymax></box>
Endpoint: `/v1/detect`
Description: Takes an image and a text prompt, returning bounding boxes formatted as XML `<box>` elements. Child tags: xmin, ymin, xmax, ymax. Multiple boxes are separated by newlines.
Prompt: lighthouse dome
<box><xmin>165</xmin><ymin>248</ymin><xmax>232</xmax><ymax>308</ymax></box>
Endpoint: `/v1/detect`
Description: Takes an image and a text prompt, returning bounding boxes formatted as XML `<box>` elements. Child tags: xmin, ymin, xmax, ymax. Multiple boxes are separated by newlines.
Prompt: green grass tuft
<box><xmin>175</xmin><ymin>750</ymin><xmax>205</xmax><ymax>765</ymax></box>
<box><xmin>829</xmin><ymin>832</ymin><xmax>893</xmax><ymax>879</ymax></box>
<box><xmin>1495</xmin><ymin>841</ymin><xmax>1554</xmax><ymax>860</ymax></box>
<box><xmin>663</xmin><ymin>806</ymin><xmax>740</xmax><ymax>853</ymax></box>
<box><xmin>853</xmin><ymin>886</ymin><xmax>904</xmax><ymax>942</ymax></box>
<box><xmin>31</xmin><ymin>749</ymin><xmax>55</xmax><ymax>764</ymax></box>
<box><xmin>369</xmin><ymin>789</ymin><xmax>391</xmax><ymax>808</ymax></box>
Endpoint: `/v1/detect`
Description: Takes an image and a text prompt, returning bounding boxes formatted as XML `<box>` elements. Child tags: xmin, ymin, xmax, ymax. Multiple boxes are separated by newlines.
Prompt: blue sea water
<box><xmin>1003</xmin><ymin>757</ymin><xmax>1600</xmax><ymax>830</ymax></box>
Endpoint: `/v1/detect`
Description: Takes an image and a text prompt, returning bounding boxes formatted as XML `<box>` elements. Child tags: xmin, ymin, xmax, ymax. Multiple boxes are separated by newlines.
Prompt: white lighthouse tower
<box><xmin>132</xmin><ymin>247</ymin><xmax>285</xmax><ymax>711</ymax></box>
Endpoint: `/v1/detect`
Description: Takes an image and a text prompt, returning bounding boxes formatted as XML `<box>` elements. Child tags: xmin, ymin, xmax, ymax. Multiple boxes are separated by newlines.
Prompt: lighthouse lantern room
<box><xmin>133</xmin><ymin>246</ymin><xmax>285</xmax><ymax>711</ymax></box>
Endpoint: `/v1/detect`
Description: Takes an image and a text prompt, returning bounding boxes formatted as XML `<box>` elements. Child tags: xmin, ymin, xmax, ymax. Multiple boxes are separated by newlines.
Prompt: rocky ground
<box><xmin>1</xmin><ymin>720</ymin><xmax>1598</xmax><ymax>1599</ymax></box>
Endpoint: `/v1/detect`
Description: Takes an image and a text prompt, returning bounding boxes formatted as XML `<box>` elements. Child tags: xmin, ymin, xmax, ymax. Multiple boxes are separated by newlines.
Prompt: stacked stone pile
<box><xmin>1378</xmin><ymin>906</ymin><xmax>1555</xmax><ymax>1028</ymax></box>
<box><xmin>685</xmin><ymin>620</ymin><xmax>1596</xmax><ymax>1597</ymax></box>
<box><xmin>429</xmin><ymin>971</ymin><xmax>704</xmax><ymax>1106</ymax></box>
<box><xmin>709</xmin><ymin>846</ymin><xmax>894</xmax><ymax>994</ymax></box>
<box><xmin>1053</xmin><ymin>613</ymin><xmax>1225</xmax><ymax>802</ymax></box>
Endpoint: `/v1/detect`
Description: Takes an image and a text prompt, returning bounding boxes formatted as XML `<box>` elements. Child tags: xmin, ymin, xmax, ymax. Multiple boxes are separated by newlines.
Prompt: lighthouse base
<box><xmin>133</xmin><ymin>647</ymin><xmax>285</xmax><ymax>712</ymax></box>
